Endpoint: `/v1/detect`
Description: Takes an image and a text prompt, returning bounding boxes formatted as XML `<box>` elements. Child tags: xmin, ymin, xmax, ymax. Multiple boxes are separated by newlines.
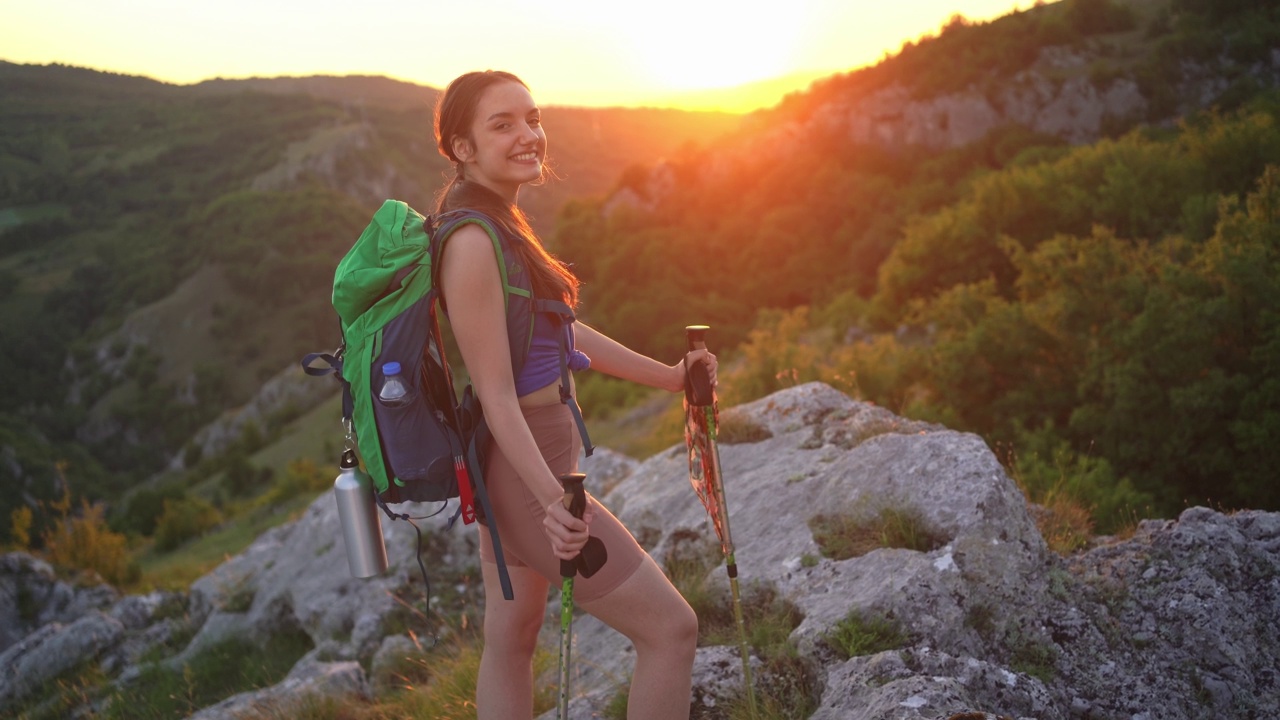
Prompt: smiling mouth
<box><xmin>512</xmin><ymin>152</ymin><xmax>539</xmax><ymax>162</ymax></box>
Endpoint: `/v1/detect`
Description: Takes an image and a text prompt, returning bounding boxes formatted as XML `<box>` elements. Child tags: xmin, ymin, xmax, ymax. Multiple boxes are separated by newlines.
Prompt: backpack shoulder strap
<box><xmin>430</xmin><ymin>210</ymin><xmax>536</xmax><ymax>378</ymax></box>
<box><xmin>431</xmin><ymin>210</ymin><xmax>520</xmax><ymax>294</ymax></box>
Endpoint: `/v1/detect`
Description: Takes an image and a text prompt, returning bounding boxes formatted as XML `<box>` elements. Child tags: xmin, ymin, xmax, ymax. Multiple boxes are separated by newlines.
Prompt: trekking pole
<box><xmin>557</xmin><ymin>472</ymin><xmax>588</xmax><ymax>720</ymax></box>
<box><xmin>683</xmin><ymin>325</ymin><xmax>757</xmax><ymax>714</ymax></box>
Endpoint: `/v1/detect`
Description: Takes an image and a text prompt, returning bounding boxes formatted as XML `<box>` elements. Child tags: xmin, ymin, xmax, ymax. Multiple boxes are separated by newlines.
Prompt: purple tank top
<box><xmin>515</xmin><ymin>312</ymin><xmax>591</xmax><ymax>396</ymax></box>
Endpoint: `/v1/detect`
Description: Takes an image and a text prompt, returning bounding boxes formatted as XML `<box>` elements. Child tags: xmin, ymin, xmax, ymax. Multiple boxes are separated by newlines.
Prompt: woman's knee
<box><xmin>635</xmin><ymin>592</ymin><xmax>699</xmax><ymax>656</ymax></box>
<box><xmin>670</xmin><ymin>597</ymin><xmax>699</xmax><ymax>651</ymax></box>
<box><xmin>484</xmin><ymin>607</ymin><xmax>542</xmax><ymax>656</ymax></box>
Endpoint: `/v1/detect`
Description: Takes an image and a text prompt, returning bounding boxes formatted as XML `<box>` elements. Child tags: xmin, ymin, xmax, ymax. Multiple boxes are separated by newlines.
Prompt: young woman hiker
<box><xmin>433</xmin><ymin>70</ymin><xmax>714</xmax><ymax>720</ymax></box>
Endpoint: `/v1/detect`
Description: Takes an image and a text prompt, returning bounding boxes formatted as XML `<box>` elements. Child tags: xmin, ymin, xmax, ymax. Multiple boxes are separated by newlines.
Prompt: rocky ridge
<box><xmin>608</xmin><ymin>46</ymin><xmax>1280</xmax><ymax>216</ymax></box>
<box><xmin>1</xmin><ymin>383</ymin><xmax>1277</xmax><ymax>719</ymax></box>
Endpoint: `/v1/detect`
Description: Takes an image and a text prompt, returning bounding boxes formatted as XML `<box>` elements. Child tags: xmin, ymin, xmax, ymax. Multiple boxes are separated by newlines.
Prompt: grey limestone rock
<box><xmin>0</xmin><ymin>611</ymin><xmax>124</xmax><ymax>708</ymax></box>
<box><xmin>182</xmin><ymin>657</ymin><xmax>371</xmax><ymax>720</ymax></box>
<box><xmin>4</xmin><ymin>383</ymin><xmax>1279</xmax><ymax>720</ymax></box>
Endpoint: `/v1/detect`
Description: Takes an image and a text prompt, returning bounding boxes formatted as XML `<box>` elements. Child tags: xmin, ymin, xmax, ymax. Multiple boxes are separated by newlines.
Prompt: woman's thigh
<box><xmin>481</xmin><ymin>561</ymin><xmax>549</xmax><ymax>647</ymax></box>
<box><xmin>480</xmin><ymin>403</ymin><xmax>647</xmax><ymax>602</ymax></box>
<box><xmin>578</xmin><ymin>553</ymin><xmax>697</xmax><ymax>650</ymax></box>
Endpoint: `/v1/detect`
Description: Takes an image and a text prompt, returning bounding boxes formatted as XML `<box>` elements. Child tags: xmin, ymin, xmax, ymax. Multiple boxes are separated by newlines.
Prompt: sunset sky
<box><xmin>2</xmin><ymin>0</ymin><xmax>1036</xmax><ymax>111</ymax></box>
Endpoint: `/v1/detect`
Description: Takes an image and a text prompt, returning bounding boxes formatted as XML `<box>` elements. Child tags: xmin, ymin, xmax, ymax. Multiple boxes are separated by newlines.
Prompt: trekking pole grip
<box><xmin>559</xmin><ymin>473</ymin><xmax>587</xmax><ymax>577</ymax></box>
<box><xmin>684</xmin><ymin>325</ymin><xmax>714</xmax><ymax>407</ymax></box>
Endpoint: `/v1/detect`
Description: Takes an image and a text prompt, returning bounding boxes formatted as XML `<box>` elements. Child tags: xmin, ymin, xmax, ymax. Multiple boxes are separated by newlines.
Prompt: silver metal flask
<box><xmin>334</xmin><ymin>449</ymin><xmax>388</xmax><ymax>578</ymax></box>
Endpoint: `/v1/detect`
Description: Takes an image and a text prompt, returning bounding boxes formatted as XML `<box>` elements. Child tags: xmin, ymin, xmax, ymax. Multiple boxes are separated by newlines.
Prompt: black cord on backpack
<box><xmin>402</xmin><ymin>515</ymin><xmax>440</xmax><ymax>649</ymax></box>
<box><xmin>376</xmin><ymin>497</ymin><xmax>452</xmax><ymax>649</ymax></box>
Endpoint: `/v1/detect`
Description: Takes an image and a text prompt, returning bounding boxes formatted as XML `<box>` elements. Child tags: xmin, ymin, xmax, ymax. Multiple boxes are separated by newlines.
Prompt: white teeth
<box><xmin>513</xmin><ymin>152</ymin><xmax>537</xmax><ymax>161</ymax></box>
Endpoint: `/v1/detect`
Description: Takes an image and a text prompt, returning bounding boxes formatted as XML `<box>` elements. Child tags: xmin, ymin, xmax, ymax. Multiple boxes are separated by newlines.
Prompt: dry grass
<box><xmin>809</xmin><ymin>504</ymin><xmax>946</xmax><ymax>560</ymax></box>
<box><xmin>1033</xmin><ymin>487</ymin><xmax>1096</xmax><ymax>554</ymax></box>
<box><xmin>716</xmin><ymin>409</ymin><xmax>773</xmax><ymax>445</ymax></box>
<box><xmin>232</xmin><ymin>632</ymin><xmax>555</xmax><ymax>720</ymax></box>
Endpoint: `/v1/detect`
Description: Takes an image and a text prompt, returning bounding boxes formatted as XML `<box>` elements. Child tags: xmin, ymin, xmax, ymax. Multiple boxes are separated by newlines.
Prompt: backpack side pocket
<box><xmin>372</xmin><ymin>295</ymin><xmax>460</xmax><ymax>502</ymax></box>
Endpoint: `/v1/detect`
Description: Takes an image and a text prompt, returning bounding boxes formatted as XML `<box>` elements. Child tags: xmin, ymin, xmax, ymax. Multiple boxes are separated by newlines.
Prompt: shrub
<box><xmin>1008</xmin><ymin>426</ymin><xmax>1154</xmax><ymax>536</ymax></box>
<box><xmin>114</xmin><ymin>482</ymin><xmax>187</xmax><ymax>537</ymax></box>
<box><xmin>261</xmin><ymin>458</ymin><xmax>326</xmax><ymax>507</ymax></box>
<box><xmin>154</xmin><ymin>496</ymin><xmax>223</xmax><ymax>552</ymax></box>
<box><xmin>42</xmin><ymin>498</ymin><xmax>139</xmax><ymax>586</ymax></box>
<box><xmin>222</xmin><ymin>452</ymin><xmax>271</xmax><ymax>497</ymax></box>
<box><xmin>8</xmin><ymin>505</ymin><xmax>33</xmax><ymax>549</ymax></box>
<box><xmin>720</xmin><ymin>307</ymin><xmax>830</xmax><ymax>407</ymax></box>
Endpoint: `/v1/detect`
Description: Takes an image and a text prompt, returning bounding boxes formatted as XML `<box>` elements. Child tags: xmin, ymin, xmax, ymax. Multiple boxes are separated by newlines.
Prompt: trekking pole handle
<box><xmin>559</xmin><ymin>473</ymin><xmax>587</xmax><ymax>578</ymax></box>
<box><xmin>684</xmin><ymin>325</ymin><xmax>714</xmax><ymax>407</ymax></box>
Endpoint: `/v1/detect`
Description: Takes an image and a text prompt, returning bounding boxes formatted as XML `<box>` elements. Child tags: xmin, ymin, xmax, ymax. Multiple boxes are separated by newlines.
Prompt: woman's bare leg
<box><xmin>476</xmin><ymin>563</ymin><xmax>550</xmax><ymax>720</ymax></box>
<box><xmin>579</xmin><ymin>555</ymin><xmax>699</xmax><ymax>720</ymax></box>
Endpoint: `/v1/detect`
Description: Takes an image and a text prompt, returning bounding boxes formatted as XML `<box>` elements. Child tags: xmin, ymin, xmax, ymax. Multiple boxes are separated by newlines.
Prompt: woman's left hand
<box><xmin>677</xmin><ymin>348</ymin><xmax>717</xmax><ymax>392</ymax></box>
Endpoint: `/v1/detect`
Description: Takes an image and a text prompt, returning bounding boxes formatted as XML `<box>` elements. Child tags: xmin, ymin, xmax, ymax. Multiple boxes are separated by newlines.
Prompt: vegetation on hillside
<box><xmin>555</xmin><ymin>0</ymin><xmax>1280</xmax><ymax>529</ymax></box>
<box><xmin>0</xmin><ymin>62</ymin><xmax>740</xmax><ymax>562</ymax></box>
<box><xmin>3</xmin><ymin>0</ymin><xmax>1280</xmax><ymax>577</ymax></box>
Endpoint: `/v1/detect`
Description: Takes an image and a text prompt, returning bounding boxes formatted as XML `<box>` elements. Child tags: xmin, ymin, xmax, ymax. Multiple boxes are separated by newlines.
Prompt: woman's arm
<box><xmin>575</xmin><ymin>322</ymin><xmax>716</xmax><ymax>392</ymax></box>
<box><xmin>439</xmin><ymin>225</ymin><xmax>587</xmax><ymax>558</ymax></box>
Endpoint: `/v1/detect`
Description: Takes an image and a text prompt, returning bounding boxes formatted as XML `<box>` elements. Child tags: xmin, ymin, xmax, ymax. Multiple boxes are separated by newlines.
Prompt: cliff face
<box><xmin>608</xmin><ymin>44</ymin><xmax>1280</xmax><ymax>217</ymax></box>
<box><xmin>3</xmin><ymin>383</ymin><xmax>1277</xmax><ymax>719</ymax></box>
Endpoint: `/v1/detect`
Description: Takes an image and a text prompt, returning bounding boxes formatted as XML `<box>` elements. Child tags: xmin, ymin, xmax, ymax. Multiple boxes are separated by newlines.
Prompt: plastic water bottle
<box><xmin>380</xmin><ymin>362</ymin><xmax>409</xmax><ymax>406</ymax></box>
<box><xmin>333</xmin><ymin>449</ymin><xmax>388</xmax><ymax>578</ymax></box>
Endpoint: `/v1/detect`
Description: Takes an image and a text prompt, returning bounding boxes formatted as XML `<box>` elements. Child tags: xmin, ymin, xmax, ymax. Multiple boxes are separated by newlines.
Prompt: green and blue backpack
<box><xmin>302</xmin><ymin>199</ymin><xmax>593</xmax><ymax>600</ymax></box>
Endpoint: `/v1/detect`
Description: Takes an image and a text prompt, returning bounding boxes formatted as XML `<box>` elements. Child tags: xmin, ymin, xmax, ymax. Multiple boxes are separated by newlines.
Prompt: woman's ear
<box><xmin>452</xmin><ymin>136</ymin><xmax>474</xmax><ymax>163</ymax></box>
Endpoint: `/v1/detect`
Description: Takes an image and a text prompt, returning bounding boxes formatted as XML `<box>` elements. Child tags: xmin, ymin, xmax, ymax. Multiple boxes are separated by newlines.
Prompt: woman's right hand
<box><xmin>543</xmin><ymin>497</ymin><xmax>591</xmax><ymax>560</ymax></box>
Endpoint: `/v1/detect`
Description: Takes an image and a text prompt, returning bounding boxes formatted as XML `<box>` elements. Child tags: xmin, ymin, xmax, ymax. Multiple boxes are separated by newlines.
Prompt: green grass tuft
<box><xmin>825</xmin><ymin>611</ymin><xmax>907</xmax><ymax>660</ymax></box>
<box><xmin>603</xmin><ymin>687</ymin><xmax>630</xmax><ymax>719</ymax></box>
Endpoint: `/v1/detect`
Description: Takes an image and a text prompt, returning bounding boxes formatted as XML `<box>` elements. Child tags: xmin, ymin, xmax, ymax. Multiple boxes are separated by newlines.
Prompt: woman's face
<box><xmin>454</xmin><ymin>80</ymin><xmax>546</xmax><ymax>202</ymax></box>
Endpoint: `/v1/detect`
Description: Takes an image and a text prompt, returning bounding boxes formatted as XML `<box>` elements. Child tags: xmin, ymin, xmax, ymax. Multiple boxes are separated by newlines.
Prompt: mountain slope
<box><xmin>551</xmin><ymin>0</ymin><xmax>1280</xmax><ymax>519</ymax></box>
<box><xmin>0</xmin><ymin>62</ymin><xmax>741</xmax><ymax>540</ymax></box>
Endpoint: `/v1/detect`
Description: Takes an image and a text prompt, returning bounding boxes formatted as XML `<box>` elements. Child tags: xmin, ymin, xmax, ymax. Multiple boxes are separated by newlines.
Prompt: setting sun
<box><xmin>612</xmin><ymin>2</ymin><xmax>808</xmax><ymax>91</ymax></box>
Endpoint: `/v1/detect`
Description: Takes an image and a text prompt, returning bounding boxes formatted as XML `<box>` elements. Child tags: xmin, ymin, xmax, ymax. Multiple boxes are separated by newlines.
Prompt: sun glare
<box><xmin>615</xmin><ymin>3</ymin><xmax>808</xmax><ymax>91</ymax></box>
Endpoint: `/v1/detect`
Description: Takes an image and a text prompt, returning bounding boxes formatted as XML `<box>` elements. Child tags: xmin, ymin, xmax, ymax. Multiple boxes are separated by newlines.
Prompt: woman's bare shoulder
<box><xmin>440</xmin><ymin>222</ymin><xmax>498</xmax><ymax>263</ymax></box>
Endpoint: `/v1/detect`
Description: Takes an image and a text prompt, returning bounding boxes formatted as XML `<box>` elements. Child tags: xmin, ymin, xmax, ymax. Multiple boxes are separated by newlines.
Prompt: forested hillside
<box><xmin>0</xmin><ymin>64</ymin><xmax>739</xmax><ymax>547</ymax></box>
<box><xmin>556</xmin><ymin>0</ymin><xmax>1280</xmax><ymax>530</ymax></box>
<box><xmin>2</xmin><ymin>0</ymin><xmax>1278</xmax><ymax>568</ymax></box>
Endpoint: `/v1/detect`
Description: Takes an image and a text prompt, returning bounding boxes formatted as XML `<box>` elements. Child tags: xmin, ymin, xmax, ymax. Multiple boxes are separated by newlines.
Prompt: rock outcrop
<box><xmin>2</xmin><ymin>383</ymin><xmax>1277</xmax><ymax>719</ymax></box>
<box><xmin>168</xmin><ymin>361</ymin><xmax>335</xmax><ymax>471</ymax></box>
<box><xmin>607</xmin><ymin>46</ymin><xmax>1280</xmax><ymax>217</ymax></box>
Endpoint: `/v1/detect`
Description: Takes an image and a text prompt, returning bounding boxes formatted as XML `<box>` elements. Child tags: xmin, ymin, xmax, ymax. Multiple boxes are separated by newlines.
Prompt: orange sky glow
<box><xmin>1</xmin><ymin>0</ymin><xmax>1038</xmax><ymax>112</ymax></box>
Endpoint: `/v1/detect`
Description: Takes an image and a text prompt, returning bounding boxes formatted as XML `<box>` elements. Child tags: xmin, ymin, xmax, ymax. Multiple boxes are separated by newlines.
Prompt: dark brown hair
<box><xmin>433</xmin><ymin>70</ymin><xmax>578</xmax><ymax>306</ymax></box>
